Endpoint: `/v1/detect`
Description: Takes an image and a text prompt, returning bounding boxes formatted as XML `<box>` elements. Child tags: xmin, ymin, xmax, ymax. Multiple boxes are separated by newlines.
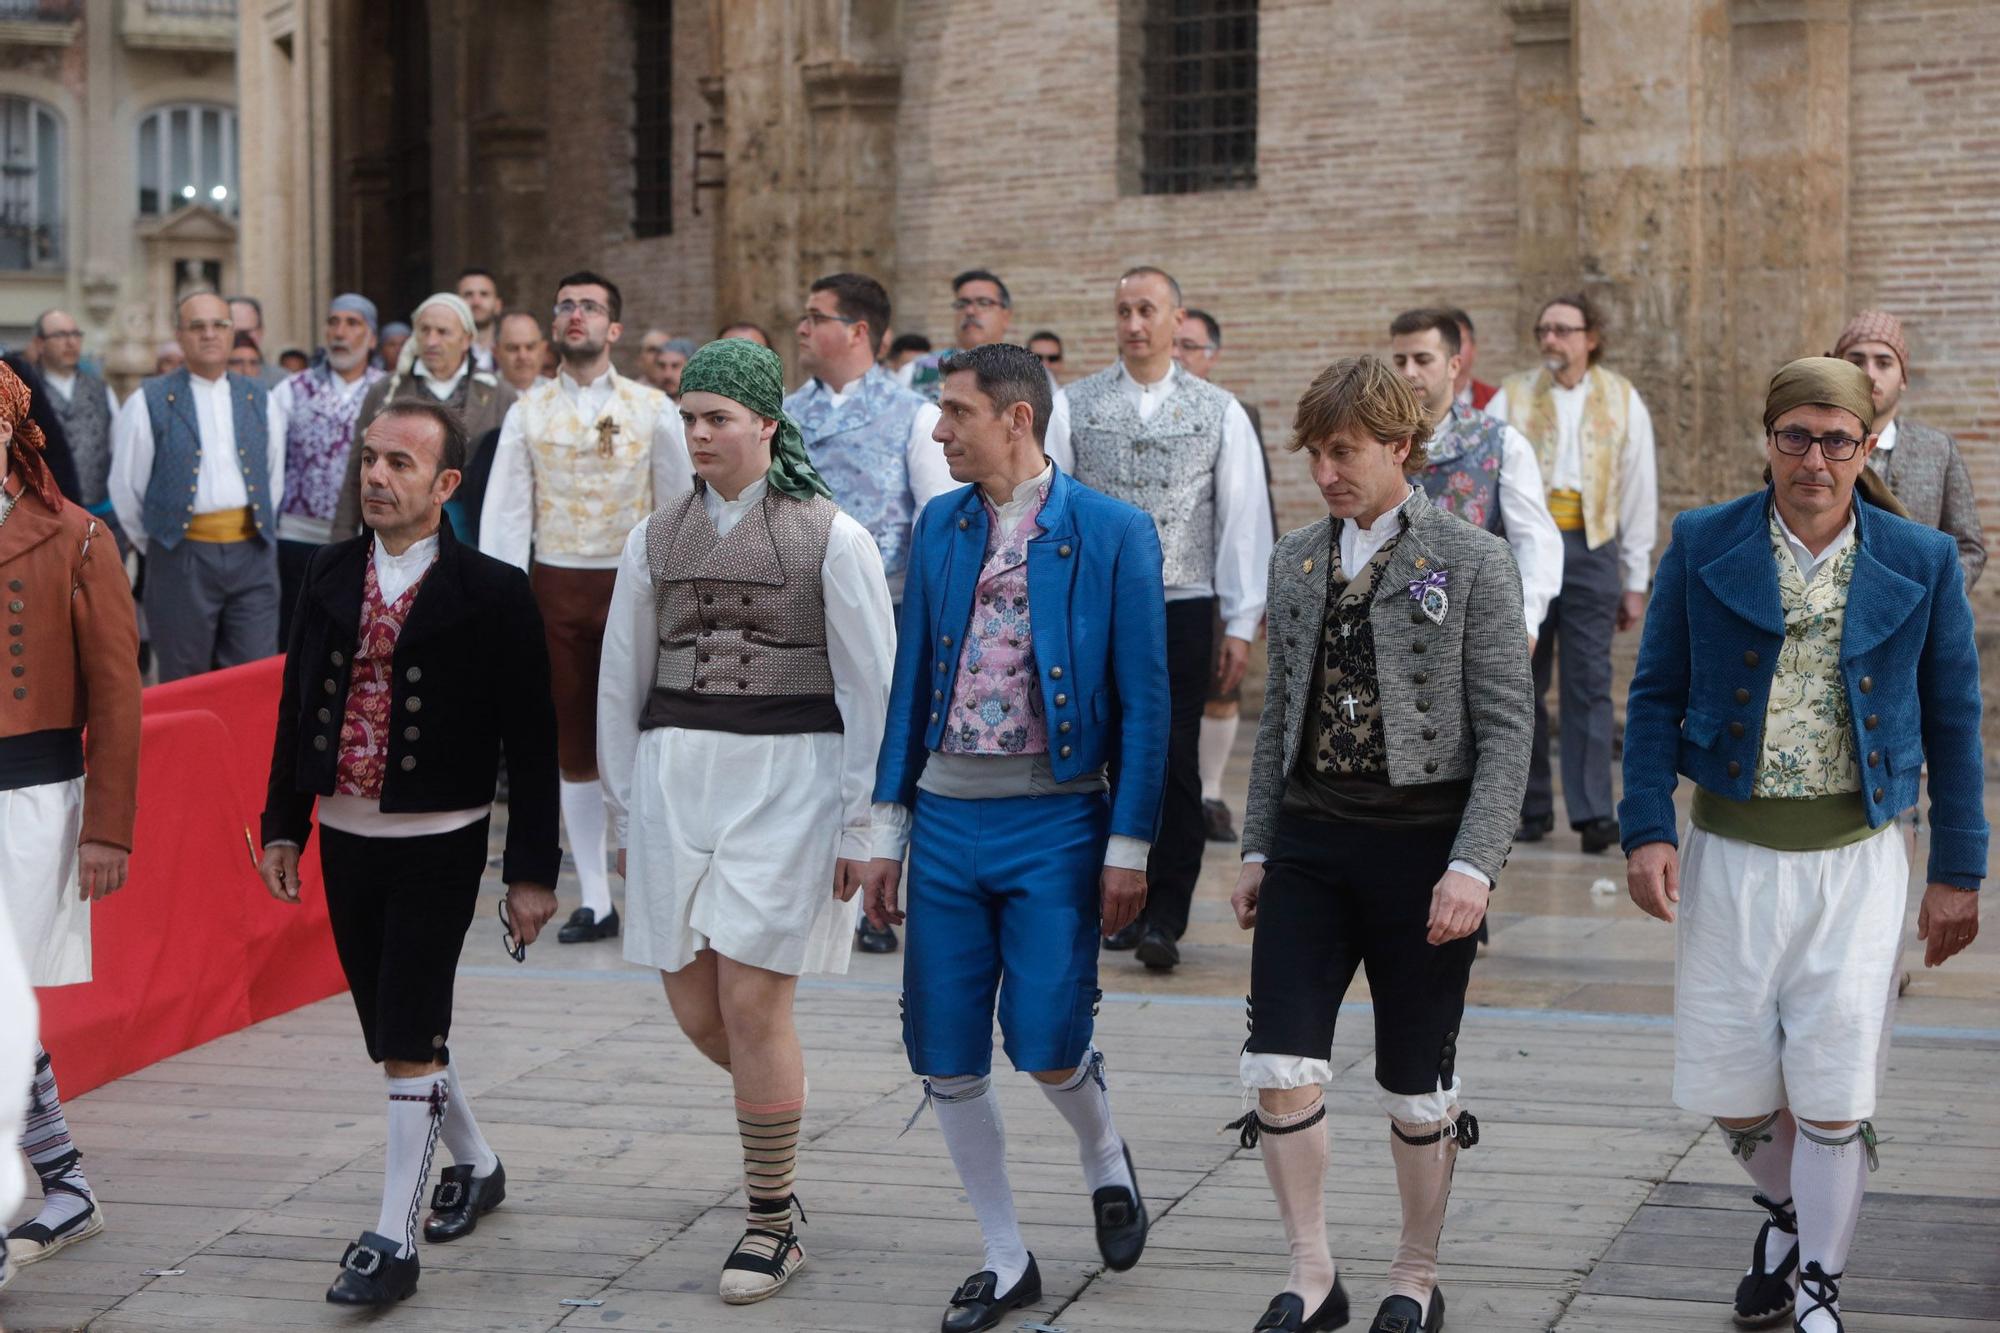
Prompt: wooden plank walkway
<box><xmin>6</xmin><ymin>754</ymin><xmax>1998</xmax><ymax>1331</ymax></box>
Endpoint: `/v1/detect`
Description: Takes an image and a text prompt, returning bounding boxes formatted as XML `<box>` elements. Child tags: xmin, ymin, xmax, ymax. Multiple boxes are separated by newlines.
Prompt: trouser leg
<box><xmin>143</xmin><ymin>540</ymin><xmax>223</xmax><ymax>682</ymax></box>
<box><xmin>1142</xmin><ymin>597</ymin><xmax>1214</xmax><ymax>940</ymax></box>
<box><xmin>1523</xmin><ymin>596</ymin><xmax>1559</xmax><ymax>820</ymax></box>
<box><xmin>212</xmin><ymin>538</ymin><xmax>281</xmax><ymax>668</ymax></box>
<box><xmin>1555</xmin><ymin>533</ymin><xmax>1620</xmax><ymax>826</ymax></box>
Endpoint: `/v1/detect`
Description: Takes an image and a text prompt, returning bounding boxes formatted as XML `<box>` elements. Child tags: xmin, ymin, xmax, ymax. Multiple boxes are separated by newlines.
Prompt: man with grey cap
<box><xmin>1621</xmin><ymin>357</ymin><xmax>1984</xmax><ymax>1333</ymax></box>
<box><xmin>271</xmin><ymin>294</ymin><xmax>385</xmax><ymax>638</ymax></box>
<box><xmin>331</xmin><ymin>292</ymin><xmax>515</xmax><ymax>547</ymax></box>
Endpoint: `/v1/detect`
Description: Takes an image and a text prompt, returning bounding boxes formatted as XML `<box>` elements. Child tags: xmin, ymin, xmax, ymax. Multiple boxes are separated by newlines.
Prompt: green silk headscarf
<box><xmin>678</xmin><ymin>338</ymin><xmax>832</xmax><ymax>502</ymax></box>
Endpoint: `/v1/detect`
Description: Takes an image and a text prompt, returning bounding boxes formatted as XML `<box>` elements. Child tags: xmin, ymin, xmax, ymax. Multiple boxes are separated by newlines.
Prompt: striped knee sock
<box><xmin>737</xmin><ymin>1095</ymin><xmax>804</xmax><ymax>1234</ymax></box>
<box><xmin>22</xmin><ymin>1046</ymin><xmax>93</xmax><ymax>1233</ymax></box>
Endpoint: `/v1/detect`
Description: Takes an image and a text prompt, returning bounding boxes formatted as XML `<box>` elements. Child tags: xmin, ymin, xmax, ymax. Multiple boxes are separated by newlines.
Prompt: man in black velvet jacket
<box><xmin>256</xmin><ymin>399</ymin><xmax>560</xmax><ymax>1306</ymax></box>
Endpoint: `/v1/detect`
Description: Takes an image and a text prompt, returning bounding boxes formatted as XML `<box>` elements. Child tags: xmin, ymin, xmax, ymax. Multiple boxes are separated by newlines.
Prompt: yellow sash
<box><xmin>183</xmin><ymin>507</ymin><xmax>256</xmax><ymax>543</ymax></box>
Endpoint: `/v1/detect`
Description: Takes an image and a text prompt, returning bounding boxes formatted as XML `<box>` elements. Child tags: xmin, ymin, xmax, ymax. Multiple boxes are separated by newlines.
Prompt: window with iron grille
<box><xmin>632</xmin><ymin>1</ymin><xmax>673</xmax><ymax>237</ymax></box>
<box><xmin>1139</xmin><ymin>0</ymin><xmax>1258</xmax><ymax>195</ymax></box>
<box><xmin>0</xmin><ymin>96</ymin><xmax>61</xmax><ymax>271</ymax></box>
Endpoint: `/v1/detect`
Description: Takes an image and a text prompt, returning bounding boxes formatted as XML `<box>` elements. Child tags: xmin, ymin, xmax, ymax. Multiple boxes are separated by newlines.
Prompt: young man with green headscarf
<box><xmin>598</xmin><ymin>337</ymin><xmax>894</xmax><ymax>1306</ymax></box>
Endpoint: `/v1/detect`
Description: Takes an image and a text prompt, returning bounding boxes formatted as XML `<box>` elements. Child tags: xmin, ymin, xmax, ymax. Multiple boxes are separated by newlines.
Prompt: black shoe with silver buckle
<box><xmin>557</xmin><ymin>906</ymin><xmax>619</xmax><ymax>943</ymax></box>
<box><xmin>324</xmin><ymin>1230</ymin><xmax>420</xmax><ymax>1305</ymax></box>
<box><xmin>1092</xmin><ymin>1142</ymin><xmax>1148</xmax><ymax>1271</ymax></box>
<box><xmin>423</xmin><ymin>1159</ymin><xmax>506</xmax><ymax>1243</ymax></box>
<box><xmin>1369</xmin><ymin>1288</ymin><xmax>1444</xmax><ymax>1332</ymax></box>
<box><xmin>1254</xmin><ymin>1277</ymin><xmax>1351</xmax><ymax>1331</ymax></box>
<box><xmin>856</xmin><ymin>918</ymin><xmax>900</xmax><ymax>953</ymax></box>
<box><xmin>942</xmin><ymin>1254</ymin><xmax>1042</xmax><ymax>1333</ymax></box>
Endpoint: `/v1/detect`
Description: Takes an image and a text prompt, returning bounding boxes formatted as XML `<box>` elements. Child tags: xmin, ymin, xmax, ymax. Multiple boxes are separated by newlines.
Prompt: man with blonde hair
<box><xmin>1230</xmin><ymin>356</ymin><xmax>1531</xmax><ymax>1333</ymax></box>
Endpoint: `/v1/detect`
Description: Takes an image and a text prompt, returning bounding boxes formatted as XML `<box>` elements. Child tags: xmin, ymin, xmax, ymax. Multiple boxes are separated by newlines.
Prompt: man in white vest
<box><xmin>1488</xmin><ymin>292</ymin><xmax>1657</xmax><ymax>855</ymax></box>
<box><xmin>480</xmin><ymin>271</ymin><xmax>692</xmax><ymax>944</ymax></box>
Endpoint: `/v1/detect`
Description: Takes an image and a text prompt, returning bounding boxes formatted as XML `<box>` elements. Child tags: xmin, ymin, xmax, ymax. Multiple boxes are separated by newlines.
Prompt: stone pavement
<box><xmin>5</xmin><ymin>749</ymin><xmax>1998</xmax><ymax>1332</ymax></box>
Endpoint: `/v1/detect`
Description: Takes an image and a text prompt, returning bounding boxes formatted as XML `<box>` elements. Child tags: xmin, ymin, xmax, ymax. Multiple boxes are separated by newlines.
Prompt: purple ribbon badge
<box><xmin>1409</xmin><ymin>568</ymin><xmax>1450</xmax><ymax>625</ymax></box>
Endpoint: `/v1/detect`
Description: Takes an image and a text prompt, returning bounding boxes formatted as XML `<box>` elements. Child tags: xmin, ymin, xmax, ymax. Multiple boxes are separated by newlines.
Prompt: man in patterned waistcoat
<box><xmin>1488</xmin><ymin>292</ymin><xmax>1658</xmax><ymax>853</ymax></box>
<box><xmin>785</xmin><ymin>271</ymin><xmax>946</xmax><ymax>955</ymax></box>
<box><xmin>1390</xmin><ymin>308</ymin><xmax>1562</xmax><ymax>646</ymax></box>
<box><xmin>481</xmin><ymin>271</ymin><xmax>691</xmax><ymax>945</ymax></box>
<box><xmin>1622</xmin><ymin>358</ymin><xmax>1984</xmax><ymax>1333</ymax></box>
<box><xmin>272</xmin><ymin>294</ymin><xmax>384</xmax><ymax>642</ymax></box>
<box><xmin>110</xmin><ymin>291</ymin><xmax>289</xmax><ymax>682</ymax></box>
<box><xmin>27</xmin><ymin>311</ymin><xmax>119</xmax><ymax>539</ymax></box>
<box><xmin>1832</xmin><ymin>309</ymin><xmax>1986</xmax><ymax>588</ymax></box>
<box><xmin>864</xmin><ymin>343</ymin><xmax>1169</xmax><ymax>1331</ymax></box>
<box><xmin>1065</xmin><ymin>266</ymin><xmax>1273</xmax><ymax>972</ymax></box>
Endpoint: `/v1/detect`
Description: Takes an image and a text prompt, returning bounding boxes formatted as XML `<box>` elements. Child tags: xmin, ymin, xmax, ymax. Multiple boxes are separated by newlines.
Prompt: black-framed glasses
<box><xmin>1771</xmin><ymin>427</ymin><xmax>1864</xmax><ymax>461</ymax></box>
<box><xmin>498</xmin><ymin>899</ymin><xmax>526</xmax><ymax>963</ymax></box>
<box><xmin>1533</xmin><ymin>322</ymin><xmax>1588</xmax><ymax>338</ymax></box>
<box><xmin>1034</xmin><ymin>350</ymin><xmax>1062</xmax><ymax>364</ymax></box>
<box><xmin>951</xmin><ymin>297</ymin><xmax>1006</xmax><ymax>312</ymax></box>
<box><xmin>798</xmin><ymin>310</ymin><xmax>859</xmax><ymax>328</ymax></box>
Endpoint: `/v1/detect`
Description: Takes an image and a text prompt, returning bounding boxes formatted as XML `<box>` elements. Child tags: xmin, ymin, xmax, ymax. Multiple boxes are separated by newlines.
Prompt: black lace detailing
<box><xmin>1225</xmin><ymin>1101</ymin><xmax>1326</xmax><ymax>1150</ymax></box>
<box><xmin>1391</xmin><ymin>1108</ymin><xmax>1479</xmax><ymax>1149</ymax></box>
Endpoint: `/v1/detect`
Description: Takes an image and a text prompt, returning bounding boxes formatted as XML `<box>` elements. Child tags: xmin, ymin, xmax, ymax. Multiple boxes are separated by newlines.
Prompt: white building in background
<box><xmin>0</xmin><ymin>0</ymin><xmax>238</xmax><ymax>392</ymax></box>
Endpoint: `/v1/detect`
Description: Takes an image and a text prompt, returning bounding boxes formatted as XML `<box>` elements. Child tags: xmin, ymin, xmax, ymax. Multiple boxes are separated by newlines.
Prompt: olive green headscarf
<box><xmin>1761</xmin><ymin>355</ymin><xmax>1908</xmax><ymax>518</ymax></box>
<box><xmin>678</xmin><ymin>338</ymin><xmax>832</xmax><ymax>502</ymax></box>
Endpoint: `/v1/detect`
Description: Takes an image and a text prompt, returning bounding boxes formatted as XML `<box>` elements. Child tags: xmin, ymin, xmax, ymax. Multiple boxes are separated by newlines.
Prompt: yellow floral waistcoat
<box><xmin>519</xmin><ymin>371</ymin><xmax>667</xmax><ymax>559</ymax></box>
<box><xmin>1498</xmin><ymin>364</ymin><xmax>1631</xmax><ymax>552</ymax></box>
<box><xmin>1753</xmin><ymin>511</ymin><xmax>1860</xmax><ymax>798</ymax></box>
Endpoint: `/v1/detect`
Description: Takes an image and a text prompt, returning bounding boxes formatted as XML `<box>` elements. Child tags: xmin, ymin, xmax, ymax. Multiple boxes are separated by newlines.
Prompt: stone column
<box><xmin>1503</xmin><ymin>0</ymin><xmax>1579</xmax><ymax>341</ymax></box>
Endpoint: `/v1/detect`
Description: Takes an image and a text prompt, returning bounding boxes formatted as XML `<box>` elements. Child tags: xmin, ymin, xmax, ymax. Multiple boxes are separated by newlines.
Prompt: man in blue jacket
<box><xmin>863</xmin><ymin>343</ymin><xmax>1169</xmax><ymax>1332</ymax></box>
<box><xmin>1621</xmin><ymin>357</ymin><xmax>1984</xmax><ymax>1333</ymax></box>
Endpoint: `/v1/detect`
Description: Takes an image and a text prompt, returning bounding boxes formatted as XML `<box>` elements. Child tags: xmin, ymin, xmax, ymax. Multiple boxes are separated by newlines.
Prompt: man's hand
<box><xmin>1917</xmin><ymin>883</ymin><xmax>1979</xmax><ymax>968</ymax></box>
<box><xmin>1231</xmin><ymin>861</ymin><xmax>1265</xmax><ymax>930</ymax></box>
<box><xmin>1214</xmin><ymin>635</ymin><xmax>1251</xmax><ymax>696</ymax></box>
<box><xmin>503</xmin><ymin>882</ymin><xmax>558</xmax><ymax>946</ymax></box>
<box><xmin>258</xmin><ymin>844</ymin><xmax>302</xmax><ymax>904</ymax></box>
<box><xmin>1616</xmin><ymin>590</ymin><xmax>1647</xmax><ymax>632</ymax></box>
<box><xmin>1627</xmin><ymin>840</ymin><xmax>1680</xmax><ymax>922</ymax></box>
<box><xmin>862</xmin><ymin>857</ymin><xmax>905</xmax><ymax>930</ymax></box>
<box><xmin>78</xmin><ymin>842</ymin><xmax>129</xmax><ymax>902</ymax></box>
<box><xmin>1426</xmin><ymin>868</ymin><xmax>1489</xmax><ymax>945</ymax></box>
<box><xmin>1101</xmin><ymin>866</ymin><xmax>1148</xmax><ymax>937</ymax></box>
<box><xmin>833</xmin><ymin>857</ymin><xmax>866</xmax><ymax>902</ymax></box>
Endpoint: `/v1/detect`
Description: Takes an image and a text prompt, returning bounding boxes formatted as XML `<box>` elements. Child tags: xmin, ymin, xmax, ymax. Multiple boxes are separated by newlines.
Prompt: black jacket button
<box><xmin>1422</xmin><ymin>727</ymin><xmax>1436</xmax><ymax>740</ymax></box>
<box><xmin>322</xmin><ymin>679</ymin><xmax>337</xmax><ymax>694</ymax></box>
<box><xmin>1416</xmin><ymin>699</ymin><xmax>1431</xmax><ymax>713</ymax></box>
<box><xmin>1424</xmin><ymin>760</ymin><xmax>1438</xmax><ymax>774</ymax></box>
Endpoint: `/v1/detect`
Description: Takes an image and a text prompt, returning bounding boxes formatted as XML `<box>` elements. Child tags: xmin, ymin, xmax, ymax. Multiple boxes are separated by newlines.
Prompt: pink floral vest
<box><xmin>333</xmin><ymin>553</ymin><xmax>431</xmax><ymax>798</ymax></box>
<box><xmin>942</xmin><ymin>484</ymin><xmax>1049</xmax><ymax>756</ymax></box>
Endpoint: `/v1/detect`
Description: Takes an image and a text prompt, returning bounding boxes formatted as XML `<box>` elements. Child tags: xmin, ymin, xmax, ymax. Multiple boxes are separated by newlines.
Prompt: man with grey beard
<box><xmin>272</xmin><ymin>294</ymin><xmax>386</xmax><ymax>639</ymax></box>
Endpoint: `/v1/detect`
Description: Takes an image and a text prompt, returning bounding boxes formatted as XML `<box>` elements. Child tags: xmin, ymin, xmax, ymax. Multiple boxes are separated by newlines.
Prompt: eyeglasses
<box><xmin>553</xmin><ymin>299</ymin><xmax>611</xmax><ymax>319</ymax></box>
<box><xmin>798</xmin><ymin>310</ymin><xmax>859</xmax><ymax>328</ymax></box>
<box><xmin>1533</xmin><ymin>323</ymin><xmax>1588</xmax><ymax>338</ymax></box>
<box><xmin>1034</xmin><ymin>351</ymin><xmax>1062</xmax><ymax>364</ymax></box>
<box><xmin>1173</xmin><ymin>339</ymin><xmax>1218</xmax><ymax>356</ymax></box>
<box><xmin>39</xmin><ymin>329</ymin><xmax>81</xmax><ymax>341</ymax></box>
<box><xmin>952</xmin><ymin>297</ymin><xmax>1006</xmax><ymax>312</ymax></box>
<box><xmin>1771</xmin><ymin>427</ymin><xmax>1864</xmax><ymax>461</ymax></box>
<box><xmin>498</xmin><ymin>899</ymin><xmax>526</xmax><ymax>963</ymax></box>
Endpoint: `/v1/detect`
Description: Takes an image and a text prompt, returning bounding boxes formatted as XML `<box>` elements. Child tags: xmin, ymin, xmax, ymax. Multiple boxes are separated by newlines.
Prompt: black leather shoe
<box><xmin>1092</xmin><ymin>1142</ymin><xmax>1148</xmax><ymax>1271</ymax></box>
<box><xmin>557</xmin><ymin>906</ymin><xmax>619</xmax><ymax>943</ymax></box>
<box><xmin>942</xmin><ymin>1254</ymin><xmax>1041</xmax><ymax>1332</ymax></box>
<box><xmin>1204</xmin><ymin>797</ymin><xmax>1241</xmax><ymax>843</ymax></box>
<box><xmin>856</xmin><ymin>918</ymin><xmax>900</xmax><ymax>953</ymax></box>
<box><xmin>324</xmin><ymin>1230</ymin><xmax>419</xmax><ymax>1305</ymax></box>
<box><xmin>1103</xmin><ymin>921</ymin><xmax>1144</xmax><ymax>951</ymax></box>
<box><xmin>1254</xmin><ymin>1277</ymin><xmax>1351</xmax><ymax>1331</ymax></box>
<box><xmin>1369</xmin><ymin>1288</ymin><xmax>1444</xmax><ymax>1332</ymax></box>
<box><xmin>1135</xmin><ymin>925</ymin><xmax>1180</xmax><ymax>971</ymax></box>
<box><xmin>423</xmin><ymin>1159</ymin><xmax>505</xmax><ymax>1243</ymax></box>
<box><xmin>1577</xmin><ymin>817</ymin><xmax>1620</xmax><ymax>854</ymax></box>
<box><xmin>1515</xmin><ymin>812</ymin><xmax>1554</xmax><ymax>842</ymax></box>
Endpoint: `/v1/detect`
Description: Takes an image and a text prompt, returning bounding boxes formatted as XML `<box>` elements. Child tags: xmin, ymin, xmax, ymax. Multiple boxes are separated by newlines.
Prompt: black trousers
<box><xmin>1141</xmin><ymin>597</ymin><xmax>1215</xmax><ymax>940</ymax></box>
<box><xmin>319</xmin><ymin>818</ymin><xmax>489</xmax><ymax>1066</ymax></box>
<box><xmin>278</xmin><ymin>538</ymin><xmax>320</xmax><ymax>648</ymax></box>
<box><xmin>1244</xmin><ymin>812</ymin><xmax>1475</xmax><ymax>1096</ymax></box>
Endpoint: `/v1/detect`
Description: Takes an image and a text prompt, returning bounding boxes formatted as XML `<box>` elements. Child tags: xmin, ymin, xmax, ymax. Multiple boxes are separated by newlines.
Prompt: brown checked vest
<box><xmin>642</xmin><ymin>483</ymin><xmax>842</xmax><ymax>734</ymax></box>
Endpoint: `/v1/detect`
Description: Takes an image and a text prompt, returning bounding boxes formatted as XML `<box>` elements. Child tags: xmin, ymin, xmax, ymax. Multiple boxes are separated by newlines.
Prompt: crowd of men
<box><xmin>0</xmin><ymin>257</ymin><xmax>1987</xmax><ymax>1333</ymax></box>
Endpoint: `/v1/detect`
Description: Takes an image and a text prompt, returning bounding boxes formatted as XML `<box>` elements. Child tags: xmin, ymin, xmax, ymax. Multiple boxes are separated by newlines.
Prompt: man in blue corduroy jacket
<box><xmin>1620</xmin><ymin>357</ymin><xmax>1984</xmax><ymax>1333</ymax></box>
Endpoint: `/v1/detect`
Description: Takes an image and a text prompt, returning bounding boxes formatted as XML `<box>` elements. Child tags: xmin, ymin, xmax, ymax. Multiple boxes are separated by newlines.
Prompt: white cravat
<box><xmin>703</xmin><ymin>476</ymin><xmax>768</xmax><ymax>537</ymax></box>
<box><xmin>1339</xmin><ymin>485</ymin><xmax>1415</xmax><ymax>574</ymax></box>
<box><xmin>373</xmin><ymin>531</ymin><xmax>439</xmax><ymax>605</ymax></box>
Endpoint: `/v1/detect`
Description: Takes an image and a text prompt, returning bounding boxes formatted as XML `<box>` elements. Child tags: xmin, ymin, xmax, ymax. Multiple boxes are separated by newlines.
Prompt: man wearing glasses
<box><xmin>110</xmin><ymin>291</ymin><xmax>290</xmax><ymax>681</ymax></box>
<box><xmin>1028</xmin><ymin>330</ymin><xmax>1066</xmax><ymax>385</ymax></box>
<box><xmin>1621</xmin><ymin>358</ymin><xmax>1983</xmax><ymax>1333</ymax></box>
<box><xmin>1488</xmin><ymin>292</ymin><xmax>1658</xmax><ymax>854</ymax></box>
<box><xmin>259</xmin><ymin>400</ymin><xmax>561</xmax><ymax>1305</ymax></box>
<box><xmin>480</xmin><ymin>271</ymin><xmax>691</xmax><ymax>946</ymax></box>
<box><xmin>27</xmin><ymin>310</ymin><xmax>120</xmax><ymax>536</ymax></box>
<box><xmin>908</xmin><ymin>269</ymin><xmax>1019</xmax><ymax>403</ymax></box>
<box><xmin>783</xmin><ymin>274</ymin><xmax>944</xmax><ymax>954</ymax></box>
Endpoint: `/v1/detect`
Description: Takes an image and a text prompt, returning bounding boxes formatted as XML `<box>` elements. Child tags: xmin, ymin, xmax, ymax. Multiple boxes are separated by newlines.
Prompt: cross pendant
<box><xmin>1340</xmin><ymin>622</ymin><xmax>1353</xmax><ymax>638</ymax></box>
<box><xmin>594</xmin><ymin>416</ymin><xmax>619</xmax><ymax>458</ymax></box>
<box><xmin>1340</xmin><ymin>693</ymin><xmax>1359</xmax><ymax>724</ymax></box>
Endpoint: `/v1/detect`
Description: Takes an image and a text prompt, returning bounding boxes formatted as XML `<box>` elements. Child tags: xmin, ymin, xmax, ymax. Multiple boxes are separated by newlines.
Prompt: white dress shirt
<box><xmin>597</xmin><ymin>478</ymin><xmax>894</xmax><ymax>857</ymax></box>
<box><xmin>270</xmin><ymin>369</ymin><xmax>378</xmax><ymax>545</ymax></box>
<box><xmin>1773</xmin><ymin>504</ymin><xmax>1856</xmax><ymax>585</ymax></box>
<box><xmin>415</xmin><ymin>357</ymin><xmax>470</xmax><ymax>402</ymax></box>
<box><xmin>109</xmin><ymin>370</ymin><xmax>289</xmax><ymax>556</ymax></box>
<box><xmin>39</xmin><ymin>369</ymin><xmax>118</xmax><ymax>416</ymax></box>
<box><xmin>1244</xmin><ymin>485</ymin><xmax>1491</xmax><ymax>888</ymax></box>
<box><xmin>867</xmin><ymin>463</ymin><xmax>1151</xmax><ymax>873</ymax></box>
<box><xmin>812</xmin><ymin>372</ymin><xmax>951</xmax><ymax>511</ymax></box>
<box><xmin>479</xmin><ymin>365</ymin><xmax>693</xmax><ymax>571</ymax></box>
<box><xmin>1045</xmin><ymin>365</ymin><xmax>1273</xmax><ymax>639</ymax></box>
<box><xmin>1454</xmin><ymin>413</ymin><xmax>1565</xmax><ymax>634</ymax></box>
<box><xmin>1874</xmin><ymin>418</ymin><xmax>1898</xmax><ymax>454</ymax></box>
<box><xmin>1487</xmin><ymin>378</ymin><xmax>1659</xmax><ymax>592</ymax></box>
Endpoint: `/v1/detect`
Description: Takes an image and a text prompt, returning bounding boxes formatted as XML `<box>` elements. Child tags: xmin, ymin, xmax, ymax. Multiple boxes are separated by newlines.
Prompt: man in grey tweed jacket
<box><xmin>1227</xmin><ymin>357</ymin><xmax>1532</xmax><ymax>1333</ymax></box>
<box><xmin>1835</xmin><ymin>309</ymin><xmax>1986</xmax><ymax>586</ymax></box>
